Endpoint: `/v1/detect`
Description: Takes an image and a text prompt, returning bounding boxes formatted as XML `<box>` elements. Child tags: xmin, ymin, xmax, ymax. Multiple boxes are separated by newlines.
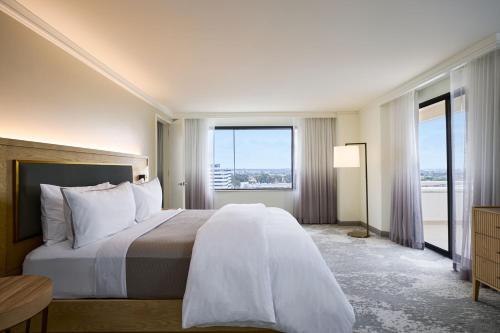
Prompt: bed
<box><xmin>6</xmin><ymin>151</ymin><xmax>354</xmax><ymax>333</ymax></box>
<box><xmin>24</xmin><ymin>209</ymin><xmax>213</xmax><ymax>299</ymax></box>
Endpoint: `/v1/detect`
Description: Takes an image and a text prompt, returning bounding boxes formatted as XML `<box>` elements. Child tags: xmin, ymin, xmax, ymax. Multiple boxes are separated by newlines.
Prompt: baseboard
<box><xmin>336</xmin><ymin>221</ymin><xmax>361</xmax><ymax>226</ymax></box>
<box><xmin>360</xmin><ymin>221</ymin><xmax>390</xmax><ymax>238</ymax></box>
<box><xmin>337</xmin><ymin>220</ymin><xmax>389</xmax><ymax>238</ymax></box>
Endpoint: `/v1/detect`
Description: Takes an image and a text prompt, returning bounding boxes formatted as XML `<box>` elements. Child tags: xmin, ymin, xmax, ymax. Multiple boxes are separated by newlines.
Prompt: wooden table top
<box><xmin>0</xmin><ymin>275</ymin><xmax>53</xmax><ymax>330</ymax></box>
<box><xmin>474</xmin><ymin>206</ymin><xmax>500</xmax><ymax>214</ymax></box>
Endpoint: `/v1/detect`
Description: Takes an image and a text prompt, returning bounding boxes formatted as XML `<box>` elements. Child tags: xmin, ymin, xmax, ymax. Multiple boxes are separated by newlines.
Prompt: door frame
<box><xmin>165</xmin><ymin>119</ymin><xmax>185</xmax><ymax>209</ymax></box>
<box><xmin>155</xmin><ymin>114</ymin><xmax>172</xmax><ymax>208</ymax></box>
<box><xmin>419</xmin><ymin>92</ymin><xmax>453</xmax><ymax>258</ymax></box>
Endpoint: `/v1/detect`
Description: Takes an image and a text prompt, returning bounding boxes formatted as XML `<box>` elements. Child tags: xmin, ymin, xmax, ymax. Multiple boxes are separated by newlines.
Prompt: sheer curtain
<box><xmin>382</xmin><ymin>91</ymin><xmax>424</xmax><ymax>249</ymax></box>
<box><xmin>451</xmin><ymin>48</ymin><xmax>500</xmax><ymax>278</ymax></box>
<box><xmin>293</xmin><ymin>118</ymin><xmax>337</xmax><ymax>224</ymax></box>
<box><xmin>185</xmin><ymin>119</ymin><xmax>214</xmax><ymax>209</ymax></box>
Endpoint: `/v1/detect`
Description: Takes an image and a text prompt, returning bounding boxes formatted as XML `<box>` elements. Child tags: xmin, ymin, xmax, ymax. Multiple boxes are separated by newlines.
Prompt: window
<box><xmin>418</xmin><ymin>93</ymin><xmax>453</xmax><ymax>257</ymax></box>
<box><xmin>213</xmin><ymin>127</ymin><xmax>293</xmax><ymax>190</ymax></box>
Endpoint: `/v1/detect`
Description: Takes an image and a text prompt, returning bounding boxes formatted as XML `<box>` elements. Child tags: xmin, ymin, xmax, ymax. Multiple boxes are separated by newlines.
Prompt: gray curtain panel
<box><xmin>383</xmin><ymin>91</ymin><xmax>425</xmax><ymax>249</ymax></box>
<box><xmin>185</xmin><ymin>119</ymin><xmax>214</xmax><ymax>209</ymax></box>
<box><xmin>451</xmin><ymin>48</ymin><xmax>500</xmax><ymax>279</ymax></box>
<box><xmin>293</xmin><ymin>118</ymin><xmax>337</xmax><ymax>224</ymax></box>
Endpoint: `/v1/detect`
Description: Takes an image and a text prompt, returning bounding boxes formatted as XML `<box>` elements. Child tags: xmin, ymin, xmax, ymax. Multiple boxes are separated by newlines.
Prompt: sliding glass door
<box><xmin>418</xmin><ymin>93</ymin><xmax>452</xmax><ymax>257</ymax></box>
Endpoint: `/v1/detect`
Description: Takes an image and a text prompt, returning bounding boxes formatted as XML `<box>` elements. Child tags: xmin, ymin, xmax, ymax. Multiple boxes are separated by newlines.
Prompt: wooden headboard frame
<box><xmin>0</xmin><ymin>137</ymin><xmax>148</xmax><ymax>276</ymax></box>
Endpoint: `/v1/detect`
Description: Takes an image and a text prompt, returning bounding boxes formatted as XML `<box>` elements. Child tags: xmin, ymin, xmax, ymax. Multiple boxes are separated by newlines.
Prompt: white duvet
<box><xmin>182</xmin><ymin>204</ymin><xmax>355</xmax><ymax>333</ymax></box>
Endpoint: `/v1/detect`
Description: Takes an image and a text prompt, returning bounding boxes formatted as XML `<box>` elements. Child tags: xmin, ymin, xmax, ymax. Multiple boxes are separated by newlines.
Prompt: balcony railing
<box><xmin>421</xmin><ymin>180</ymin><xmax>464</xmax><ymax>251</ymax></box>
<box><xmin>421</xmin><ymin>181</ymin><xmax>463</xmax><ymax>222</ymax></box>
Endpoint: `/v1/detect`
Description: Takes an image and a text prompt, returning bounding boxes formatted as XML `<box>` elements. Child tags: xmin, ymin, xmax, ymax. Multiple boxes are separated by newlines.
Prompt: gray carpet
<box><xmin>305</xmin><ymin>225</ymin><xmax>500</xmax><ymax>333</ymax></box>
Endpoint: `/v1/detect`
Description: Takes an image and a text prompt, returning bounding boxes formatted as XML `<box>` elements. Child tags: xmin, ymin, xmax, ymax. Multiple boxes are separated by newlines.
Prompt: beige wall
<box><xmin>335</xmin><ymin>113</ymin><xmax>361</xmax><ymax>222</ymax></box>
<box><xmin>417</xmin><ymin>77</ymin><xmax>450</xmax><ymax>104</ymax></box>
<box><xmin>0</xmin><ymin>12</ymin><xmax>160</xmax><ymax>176</ymax></box>
<box><xmin>359</xmin><ymin>104</ymin><xmax>385</xmax><ymax>231</ymax></box>
<box><xmin>214</xmin><ymin>190</ymin><xmax>294</xmax><ymax>213</ymax></box>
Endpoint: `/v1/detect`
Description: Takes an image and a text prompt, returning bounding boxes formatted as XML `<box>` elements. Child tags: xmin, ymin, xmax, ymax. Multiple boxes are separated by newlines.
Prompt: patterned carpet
<box><xmin>304</xmin><ymin>225</ymin><xmax>500</xmax><ymax>333</ymax></box>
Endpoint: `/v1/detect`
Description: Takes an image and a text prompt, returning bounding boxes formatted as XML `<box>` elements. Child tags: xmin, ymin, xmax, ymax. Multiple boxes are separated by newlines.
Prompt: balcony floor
<box><xmin>423</xmin><ymin>220</ymin><xmax>449</xmax><ymax>251</ymax></box>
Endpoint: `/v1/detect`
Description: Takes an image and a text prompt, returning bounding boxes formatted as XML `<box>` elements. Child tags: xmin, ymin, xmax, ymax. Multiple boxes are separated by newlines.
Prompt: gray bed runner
<box><xmin>126</xmin><ymin>210</ymin><xmax>214</xmax><ymax>299</ymax></box>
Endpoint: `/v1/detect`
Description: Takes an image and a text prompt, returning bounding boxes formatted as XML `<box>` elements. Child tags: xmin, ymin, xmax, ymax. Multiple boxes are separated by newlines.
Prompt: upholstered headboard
<box><xmin>0</xmin><ymin>137</ymin><xmax>149</xmax><ymax>276</ymax></box>
<box><xmin>14</xmin><ymin>161</ymin><xmax>133</xmax><ymax>241</ymax></box>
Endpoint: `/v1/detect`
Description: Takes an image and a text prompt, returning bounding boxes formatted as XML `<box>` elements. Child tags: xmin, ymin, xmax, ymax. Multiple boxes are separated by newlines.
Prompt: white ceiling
<box><xmin>17</xmin><ymin>0</ymin><xmax>500</xmax><ymax>114</ymax></box>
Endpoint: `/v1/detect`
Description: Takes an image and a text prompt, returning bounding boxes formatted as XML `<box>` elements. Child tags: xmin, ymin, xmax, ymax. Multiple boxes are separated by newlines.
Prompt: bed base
<box><xmin>10</xmin><ymin>299</ymin><xmax>275</xmax><ymax>333</ymax></box>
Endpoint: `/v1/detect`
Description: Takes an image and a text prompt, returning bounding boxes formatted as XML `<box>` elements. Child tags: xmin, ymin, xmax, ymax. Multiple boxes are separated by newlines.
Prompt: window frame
<box><xmin>213</xmin><ymin>126</ymin><xmax>294</xmax><ymax>191</ymax></box>
<box><xmin>419</xmin><ymin>92</ymin><xmax>453</xmax><ymax>258</ymax></box>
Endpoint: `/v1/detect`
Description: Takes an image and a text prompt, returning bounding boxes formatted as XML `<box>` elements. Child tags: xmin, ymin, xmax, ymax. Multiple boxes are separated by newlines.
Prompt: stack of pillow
<box><xmin>40</xmin><ymin>178</ymin><xmax>163</xmax><ymax>249</ymax></box>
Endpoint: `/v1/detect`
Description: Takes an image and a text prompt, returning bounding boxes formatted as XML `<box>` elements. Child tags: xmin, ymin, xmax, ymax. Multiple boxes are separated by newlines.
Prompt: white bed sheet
<box><xmin>23</xmin><ymin>238</ymin><xmax>103</xmax><ymax>298</ymax></box>
<box><xmin>23</xmin><ymin>209</ymin><xmax>181</xmax><ymax>299</ymax></box>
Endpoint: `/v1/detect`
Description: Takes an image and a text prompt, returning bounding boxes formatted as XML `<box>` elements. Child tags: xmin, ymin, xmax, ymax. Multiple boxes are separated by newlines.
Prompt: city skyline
<box><xmin>211</xmin><ymin>163</ymin><xmax>292</xmax><ymax>189</ymax></box>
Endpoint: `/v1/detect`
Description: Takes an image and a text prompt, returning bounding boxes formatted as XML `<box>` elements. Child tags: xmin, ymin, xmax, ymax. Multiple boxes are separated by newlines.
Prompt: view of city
<box><xmin>420</xmin><ymin>169</ymin><xmax>464</xmax><ymax>187</ymax></box>
<box><xmin>212</xmin><ymin>164</ymin><xmax>292</xmax><ymax>189</ymax></box>
<box><xmin>213</xmin><ymin>128</ymin><xmax>293</xmax><ymax>190</ymax></box>
<box><xmin>420</xmin><ymin>169</ymin><xmax>447</xmax><ymax>182</ymax></box>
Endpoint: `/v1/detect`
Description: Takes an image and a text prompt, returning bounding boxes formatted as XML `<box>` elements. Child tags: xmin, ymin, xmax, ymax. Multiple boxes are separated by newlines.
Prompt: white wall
<box><xmin>359</xmin><ymin>104</ymin><xmax>385</xmax><ymax>231</ymax></box>
<box><xmin>417</xmin><ymin>77</ymin><xmax>450</xmax><ymax>104</ymax></box>
<box><xmin>0</xmin><ymin>11</ymin><xmax>161</xmax><ymax>175</ymax></box>
<box><xmin>175</xmin><ymin>113</ymin><xmax>361</xmax><ymax>220</ymax></box>
<box><xmin>335</xmin><ymin>113</ymin><xmax>362</xmax><ymax>222</ymax></box>
<box><xmin>214</xmin><ymin>190</ymin><xmax>294</xmax><ymax>213</ymax></box>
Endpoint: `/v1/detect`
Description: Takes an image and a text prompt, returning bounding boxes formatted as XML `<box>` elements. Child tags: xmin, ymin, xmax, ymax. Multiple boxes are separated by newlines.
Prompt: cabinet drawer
<box><xmin>474</xmin><ymin>210</ymin><xmax>500</xmax><ymax>239</ymax></box>
<box><xmin>475</xmin><ymin>234</ymin><xmax>500</xmax><ymax>263</ymax></box>
<box><xmin>475</xmin><ymin>256</ymin><xmax>500</xmax><ymax>289</ymax></box>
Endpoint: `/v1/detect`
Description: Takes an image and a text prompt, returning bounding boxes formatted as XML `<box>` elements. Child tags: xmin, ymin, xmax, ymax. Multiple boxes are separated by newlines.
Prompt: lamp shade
<box><xmin>334</xmin><ymin>146</ymin><xmax>360</xmax><ymax>168</ymax></box>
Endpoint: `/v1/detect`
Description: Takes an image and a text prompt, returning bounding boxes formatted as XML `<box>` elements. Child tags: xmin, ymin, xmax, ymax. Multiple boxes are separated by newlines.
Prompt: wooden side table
<box><xmin>0</xmin><ymin>275</ymin><xmax>53</xmax><ymax>333</ymax></box>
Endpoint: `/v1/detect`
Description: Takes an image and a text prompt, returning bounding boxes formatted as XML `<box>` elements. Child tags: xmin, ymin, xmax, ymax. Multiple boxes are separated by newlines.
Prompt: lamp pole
<box><xmin>345</xmin><ymin>142</ymin><xmax>369</xmax><ymax>238</ymax></box>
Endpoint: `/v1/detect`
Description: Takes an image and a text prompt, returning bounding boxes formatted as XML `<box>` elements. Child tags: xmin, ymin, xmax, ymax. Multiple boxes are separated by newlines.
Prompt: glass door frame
<box><xmin>419</xmin><ymin>92</ymin><xmax>453</xmax><ymax>258</ymax></box>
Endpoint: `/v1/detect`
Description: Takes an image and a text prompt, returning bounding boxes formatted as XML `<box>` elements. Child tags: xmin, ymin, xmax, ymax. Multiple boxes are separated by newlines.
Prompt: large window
<box><xmin>213</xmin><ymin>127</ymin><xmax>293</xmax><ymax>190</ymax></box>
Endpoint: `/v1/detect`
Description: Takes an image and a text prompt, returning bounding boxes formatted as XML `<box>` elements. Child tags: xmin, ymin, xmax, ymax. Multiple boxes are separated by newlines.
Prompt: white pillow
<box><xmin>40</xmin><ymin>182</ymin><xmax>112</xmax><ymax>245</ymax></box>
<box><xmin>62</xmin><ymin>182</ymin><xmax>136</xmax><ymax>249</ymax></box>
<box><xmin>131</xmin><ymin>177</ymin><xmax>163</xmax><ymax>222</ymax></box>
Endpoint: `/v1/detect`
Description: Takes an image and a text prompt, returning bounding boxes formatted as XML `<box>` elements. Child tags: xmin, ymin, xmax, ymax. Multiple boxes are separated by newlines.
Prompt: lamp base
<box><xmin>348</xmin><ymin>230</ymin><xmax>369</xmax><ymax>238</ymax></box>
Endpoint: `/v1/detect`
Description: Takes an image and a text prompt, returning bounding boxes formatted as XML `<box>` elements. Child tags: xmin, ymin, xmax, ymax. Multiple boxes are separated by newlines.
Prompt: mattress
<box><xmin>23</xmin><ymin>236</ymin><xmax>105</xmax><ymax>298</ymax></box>
<box><xmin>23</xmin><ymin>209</ymin><xmax>214</xmax><ymax>299</ymax></box>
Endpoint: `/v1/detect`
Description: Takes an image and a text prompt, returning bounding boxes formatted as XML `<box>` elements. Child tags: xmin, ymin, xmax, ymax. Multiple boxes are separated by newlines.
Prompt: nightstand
<box><xmin>0</xmin><ymin>275</ymin><xmax>53</xmax><ymax>333</ymax></box>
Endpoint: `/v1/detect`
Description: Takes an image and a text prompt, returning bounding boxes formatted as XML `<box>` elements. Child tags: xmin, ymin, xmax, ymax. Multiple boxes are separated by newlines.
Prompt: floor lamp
<box><xmin>334</xmin><ymin>143</ymin><xmax>369</xmax><ymax>238</ymax></box>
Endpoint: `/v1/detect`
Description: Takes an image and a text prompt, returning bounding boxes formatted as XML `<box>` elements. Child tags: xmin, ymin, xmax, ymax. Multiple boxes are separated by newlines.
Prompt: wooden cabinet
<box><xmin>472</xmin><ymin>207</ymin><xmax>500</xmax><ymax>301</ymax></box>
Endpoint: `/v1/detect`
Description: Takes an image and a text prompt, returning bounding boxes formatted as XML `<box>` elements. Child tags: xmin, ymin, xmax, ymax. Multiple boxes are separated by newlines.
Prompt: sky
<box><xmin>214</xmin><ymin>128</ymin><xmax>292</xmax><ymax>169</ymax></box>
<box><xmin>419</xmin><ymin>111</ymin><xmax>465</xmax><ymax>170</ymax></box>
